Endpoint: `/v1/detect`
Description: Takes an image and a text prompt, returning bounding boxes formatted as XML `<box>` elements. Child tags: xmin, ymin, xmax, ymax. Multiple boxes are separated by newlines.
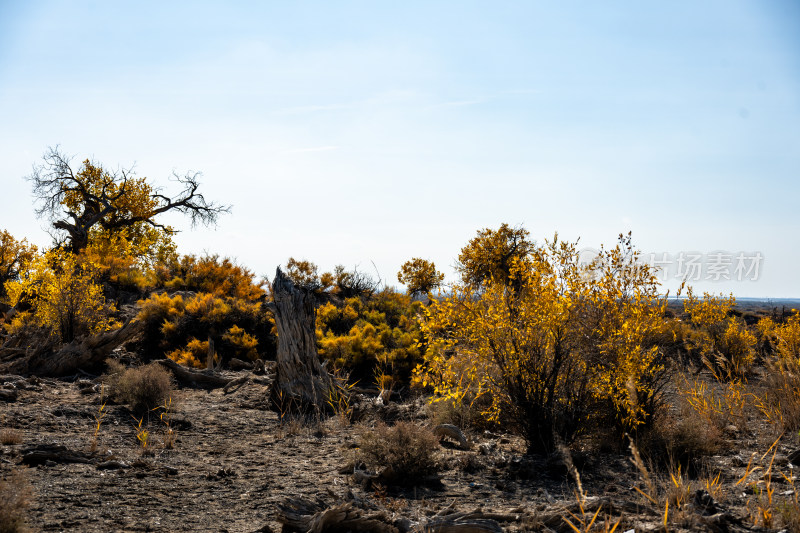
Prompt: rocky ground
<box><xmin>1</xmin><ymin>368</ymin><xmax>799</xmax><ymax>533</ymax></box>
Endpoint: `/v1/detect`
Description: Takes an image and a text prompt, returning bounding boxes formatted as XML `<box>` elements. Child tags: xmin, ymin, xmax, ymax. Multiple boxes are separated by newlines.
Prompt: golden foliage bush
<box><xmin>756</xmin><ymin>311</ymin><xmax>800</xmax><ymax>431</ymax></box>
<box><xmin>397</xmin><ymin>258</ymin><xmax>444</xmax><ymax>297</ymax></box>
<box><xmin>166</xmin><ymin>337</ymin><xmax>209</xmax><ymax>369</ymax></box>
<box><xmin>683</xmin><ymin>289</ymin><xmax>756</xmax><ymax>380</ymax></box>
<box><xmin>137</xmin><ymin>288</ymin><xmax>275</xmax><ymax>365</ymax></box>
<box><xmin>4</xmin><ymin>249</ymin><xmax>118</xmax><ymax>342</ymax></box>
<box><xmin>221</xmin><ymin>324</ymin><xmax>259</xmax><ymax>361</ymax></box>
<box><xmin>285</xmin><ymin>257</ymin><xmax>325</xmax><ymax>291</ymax></box>
<box><xmin>316</xmin><ymin>291</ymin><xmax>423</xmax><ymax>383</ymax></box>
<box><xmin>82</xmin><ymin>229</ymin><xmax>175</xmax><ymax>292</ymax></box>
<box><xmin>769</xmin><ymin>310</ymin><xmax>800</xmax><ymax>362</ymax></box>
<box><xmin>0</xmin><ymin>229</ymin><xmax>37</xmax><ymax>301</ymax></box>
<box><xmin>415</xmin><ymin>231</ymin><xmax>669</xmax><ymax>453</ymax></box>
<box><xmin>455</xmin><ymin>223</ymin><xmax>535</xmax><ymax>288</ymax></box>
<box><xmin>157</xmin><ymin>254</ymin><xmax>265</xmax><ymax>302</ymax></box>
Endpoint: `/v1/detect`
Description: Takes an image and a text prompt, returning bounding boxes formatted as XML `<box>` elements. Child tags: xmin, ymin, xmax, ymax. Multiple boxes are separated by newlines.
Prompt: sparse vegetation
<box><xmin>5</xmin><ymin>207</ymin><xmax>800</xmax><ymax>533</ymax></box>
<box><xmin>0</xmin><ymin>468</ymin><xmax>32</xmax><ymax>533</ymax></box>
<box><xmin>105</xmin><ymin>360</ymin><xmax>174</xmax><ymax>414</ymax></box>
<box><xmin>0</xmin><ymin>429</ymin><xmax>23</xmax><ymax>446</ymax></box>
<box><xmin>357</xmin><ymin>421</ymin><xmax>440</xmax><ymax>486</ymax></box>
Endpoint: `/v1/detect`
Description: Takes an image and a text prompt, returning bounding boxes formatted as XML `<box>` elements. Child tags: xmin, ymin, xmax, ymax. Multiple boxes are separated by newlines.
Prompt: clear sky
<box><xmin>1</xmin><ymin>1</ymin><xmax>798</xmax><ymax>297</ymax></box>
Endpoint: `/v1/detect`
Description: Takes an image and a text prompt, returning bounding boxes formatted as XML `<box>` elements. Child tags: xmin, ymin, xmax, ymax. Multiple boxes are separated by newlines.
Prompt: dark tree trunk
<box><xmin>269</xmin><ymin>267</ymin><xmax>333</xmax><ymax>414</ymax></box>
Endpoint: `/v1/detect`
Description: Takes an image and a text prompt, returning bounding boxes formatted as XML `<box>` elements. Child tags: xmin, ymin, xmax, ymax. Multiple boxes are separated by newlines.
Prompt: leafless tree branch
<box><xmin>26</xmin><ymin>147</ymin><xmax>230</xmax><ymax>253</ymax></box>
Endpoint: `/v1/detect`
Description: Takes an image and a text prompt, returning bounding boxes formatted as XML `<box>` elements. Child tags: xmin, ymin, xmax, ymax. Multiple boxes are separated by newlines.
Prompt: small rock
<box><xmin>96</xmin><ymin>460</ymin><xmax>130</xmax><ymax>470</ymax></box>
<box><xmin>773</xmin><ymin>454</ymin><xmax>789</xmax><ymax>467</ymax></box>
<box><xmin>787</xmin><ymin>448</ymin><xmax>800</xmax><ymax>465</ymax></box>
<box><xmin>393</xmin><ymin>517</ymin><xmax>413</xmax><ymax>533</ymax></box>
<box><xmin>0</xmin><ymin>389</ymin><xmax>18</xmax><ymax>402</ymax></box>
<box><xmin>478</xmin><ymin>442</ymin><xmax>496</xmax><ymax>455</ymax></box>
<box><xmin>730</xmin><ymin>455</ymin><xmax>747</xmax><ymax>467</ymax></box>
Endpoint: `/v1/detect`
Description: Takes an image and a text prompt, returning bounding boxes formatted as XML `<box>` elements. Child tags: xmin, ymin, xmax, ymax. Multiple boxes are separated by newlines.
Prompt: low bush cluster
<box><xmin>136</xmin><ymin>278</ymin><xmax>275</xmax><ymax>367</ymax></box>
<box><xmin>357</xmin><ymin>422</ymin><xmax>440</xmax><ymax>486</ymax></box>
<box><xmin>105</xmin><ymin>360</ymin><xmax>174</xmax><ymax>414</ymax></box>
<box><xmin>316</xmin><ymin>291</ymin><xmax>423</xmax><ymax>383</ymax></box>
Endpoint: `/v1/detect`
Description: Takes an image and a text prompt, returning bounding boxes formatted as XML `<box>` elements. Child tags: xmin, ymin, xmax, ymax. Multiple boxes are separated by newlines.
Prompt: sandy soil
<box><xmin>1</xmin><ymin>370</ymin><xmax>798</xmax><ymax>533</ymax></box>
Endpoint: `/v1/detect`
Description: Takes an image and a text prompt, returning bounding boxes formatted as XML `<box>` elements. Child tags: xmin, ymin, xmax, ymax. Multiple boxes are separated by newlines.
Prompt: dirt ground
<box><xmin>1</xmin><ymin>369</ymin><xmax>799</xmax><ymax>533</ymax></box>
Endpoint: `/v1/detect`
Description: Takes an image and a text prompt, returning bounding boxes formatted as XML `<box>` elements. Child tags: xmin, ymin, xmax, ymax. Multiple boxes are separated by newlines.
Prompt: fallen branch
<box><xmin>223</xmin><ymin>375</ymin><xmax>250</xmax><ymax>394</ymax></box>
<box><xmin>2</xmin><ymin>320</ymin><xmax>142</xmax><ymax>376</ymax></box>
<box><xmin>422</xmin><ymin>518</ymin><xmax>503</xmax><ymax>533</ymax></box>
<box><xmin>21</xmin><ymin>444</ymin><xmax>93</xmax><ymax>466</ymax></box>
<box><xmin>434</xmin><ymin>424</ymin><xmax>470</xmax><ymax>450</ymax></box>
<box><xmin>537</xmin><ymin>496</ymin><xmax>656</xmax><ymax>530</ymax></box>
<box><xmin>155</xmin><ymin>358</ymin><xmax>241</xmax><ymax>389</ymax></box>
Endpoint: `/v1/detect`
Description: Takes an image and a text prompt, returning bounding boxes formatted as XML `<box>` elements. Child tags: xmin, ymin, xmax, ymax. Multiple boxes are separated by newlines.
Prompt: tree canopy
<box><xmin>28</xmin><ymin>147</ymin><xmax>229</xmax><ymax>257</ymax></box>
<box><xmin>397</xmin><ymin>258</ymin><xmax>444</xmax><ymax>297</ymax></box>
<box><xmin>455</xmin><ymin>223</ymin><xmax>535</xmax><ymax>289</ymax></box>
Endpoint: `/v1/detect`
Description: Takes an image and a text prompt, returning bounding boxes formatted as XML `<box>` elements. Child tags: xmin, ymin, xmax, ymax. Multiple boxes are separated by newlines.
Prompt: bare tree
<box><xmin>27</xmin><ymin>146</ymin><xmax>230</xmax><ymax>253</ymax></box>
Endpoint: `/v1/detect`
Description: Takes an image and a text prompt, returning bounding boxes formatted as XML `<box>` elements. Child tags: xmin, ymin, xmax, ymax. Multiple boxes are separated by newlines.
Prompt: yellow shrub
<box><xmin>315</xmin><ymin>290</ymin><xmax>423</xmax><ymax>383</ymax></box>
<box><xmin>221</xmin><ymin>324</ymin><xmax>258</xmax><ymax>361</ymax></box>
<box><xmin>4</xmin><ymin>249</ymin><xmax>118</xmax><ymax>342</ymax></box>
<box><xmin>715</xmin><ymin>318</ymin><xmax>757</xmax><ymax>377</ymax></box>
<box><xmin>167</xmin><ymin>337</ymin><xmax>208</xmax><ymax>368</ymax></box>
<box><xmin>83</xmin><ymin>229</ymin><xmax>161</xmax><ymax>291</ymax></box>
<box><xmin>683</xmin><ymin>288</ymin><xmax>734</xmax><ymax>327</ymax></box>
<box><xmin>416</xmin><ymin>232</ymin><xmax>668</xmax><ymax>452</ymax></box>
<box><xmin>157</xmin><ymin>254</ymin><xmax>265</xmax><ymax>302</ymax></box>
<box><xmin>184</xmin><ymin>292</ymin><xmax>231</xmax><ymax>322</ymax></box>
<box><xmin>773</xmin><ymin>311</ymin><xmax>800</xmax><ymax>362</ymax></box>
<box><xmin>137</xmin><ymin>289</ymin><xmax>275</xmax><ymax>363</ymax></box>
<box><xmin>0</xmin><ymin>229</ymin><xmax>37</xmax><ymax>301</ymax></box>
<box><xmin>683</xmin><ymin>289</ymin><xmax>755</xmax><ymax>380</ymax></box>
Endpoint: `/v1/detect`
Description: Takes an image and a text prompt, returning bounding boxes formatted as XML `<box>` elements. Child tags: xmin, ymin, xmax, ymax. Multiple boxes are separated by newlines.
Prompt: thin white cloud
<box><xmin>274</xmin><ymin>103</ymin><xmax>355</xmax><ymax>115</ymax></box>
<box><xmin>286</xmin><ymin>145</ymin><xmax>339</xmax><ymax>153</ymax></box>
<box><xmin>430</xmin><ymin>99</ymin><xmax>484</xmax><ymax>109</ymax></box>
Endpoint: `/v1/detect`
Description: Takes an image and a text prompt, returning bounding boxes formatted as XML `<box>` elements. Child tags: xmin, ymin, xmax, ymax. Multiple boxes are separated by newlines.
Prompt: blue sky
<box><xmin>1</xmin><ymin>1</ymin><xmax>798</xmax><ymax>297</ymax></box>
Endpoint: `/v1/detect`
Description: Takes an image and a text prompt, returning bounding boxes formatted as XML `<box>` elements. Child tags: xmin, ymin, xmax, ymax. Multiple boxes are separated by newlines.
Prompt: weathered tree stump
<box><xmin>268</xmin><ymin>267</ymin><xmax>335</xmax><ymax>414</ymax></box>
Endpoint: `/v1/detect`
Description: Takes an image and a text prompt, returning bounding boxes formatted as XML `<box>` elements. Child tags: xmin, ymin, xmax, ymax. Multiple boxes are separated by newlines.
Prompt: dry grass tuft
<box><xmin>105</xmin><ymin>360</ymin><xmax>174</xmax><ymax>414</ymax></box>
<box><xmin>0</xmin><ymin>468</ymin><xmax>32</xmax><ymax>533</ymax></box>
<box><xmin>0</xmin><ymin>429</ymin><xmax>22</xmax><ymax>446</ymax></box>
<box><xmin>759</xmin><ymin>359</ymin><xmax>800</xmax><ymax>432</ymax></box>
<box><xmin>357</xmin><ymin>421</ymin><xmax>440</xmax><ymax>487</ymax></box>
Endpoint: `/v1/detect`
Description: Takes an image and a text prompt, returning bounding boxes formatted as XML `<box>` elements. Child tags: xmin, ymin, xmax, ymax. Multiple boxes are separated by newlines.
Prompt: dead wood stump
<box><xmin>268</xmin><ymin>267</ymin><xmax>335</xmax><ymax>414</ymax></box>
